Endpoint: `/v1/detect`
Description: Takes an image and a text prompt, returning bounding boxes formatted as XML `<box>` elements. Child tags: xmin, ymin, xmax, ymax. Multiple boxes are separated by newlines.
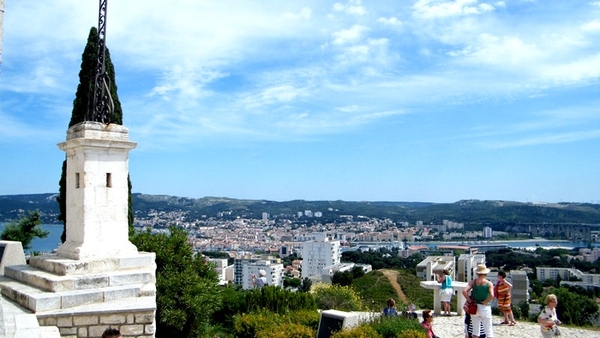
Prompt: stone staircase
<box><xmin>0</xmin><ymin>253</ymin><xmax>156</xmax><ymax>337</ymax></box>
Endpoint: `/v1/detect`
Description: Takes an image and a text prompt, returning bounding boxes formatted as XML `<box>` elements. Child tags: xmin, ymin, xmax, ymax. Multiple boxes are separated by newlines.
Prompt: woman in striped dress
<box><xmin>495</xmin><ymin>271</ymin><xmax>515</xmax><ymax>326</ymax></box>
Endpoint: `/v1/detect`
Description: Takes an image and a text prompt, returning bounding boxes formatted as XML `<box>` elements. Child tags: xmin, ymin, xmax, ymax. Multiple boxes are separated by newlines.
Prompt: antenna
<box><xmin>87</xmin><ymin>0</ymin><xmax>114</xmax><ymax>123</ymax></box>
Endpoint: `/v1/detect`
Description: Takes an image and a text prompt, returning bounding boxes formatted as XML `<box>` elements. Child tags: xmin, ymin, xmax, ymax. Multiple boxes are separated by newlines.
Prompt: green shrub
<box><xmin>288</xmin><ymin>310</ymin><xmax>321</xmax><ymax>330</ymax></box>
<box><xmin>256</xmin><ymin>323</ymin><xmax>315</xmax><ymax>338</ymax></box>
<box><xmin>246</xmin><ymin>285</ymin><xmax>317</xmax><ymax>314</ymax></box>
<box><xmin>233</xmin><ymin>311</ymin><xmax>285</xmax><ymax>338</ymax></box>
<box><xmin>232</xmin><ymin>310</ymin><xmax>319</xmax><ymax>338</ymax></box>
<box><xmin>395</xmin><ymin>328</ymin><xmax>428</xmax><ymax>338</ymax></box>
<box><xmin>313</xmin><ymin>283</ymin><xmax>365</xmax><ymax>311</ymax></box>
<box><xmin>369</xmin><ymin>316</ymin><xmax>425</xmax><ymax>338</ymax></box>
<box><xmin>330</xmin><ymin>325</ymin><xmax>382</xmax><ymax>338</ymax></box>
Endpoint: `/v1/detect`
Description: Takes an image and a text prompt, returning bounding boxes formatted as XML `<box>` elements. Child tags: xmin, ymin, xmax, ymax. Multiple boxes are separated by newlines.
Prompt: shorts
<box><xmin>440</xmin><ymin>288</ymin><xmax>453</xmax><ymax>302</ymax></box>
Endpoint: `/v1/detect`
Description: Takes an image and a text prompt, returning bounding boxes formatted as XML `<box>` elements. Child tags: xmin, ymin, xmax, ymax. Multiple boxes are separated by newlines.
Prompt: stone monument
<box><xmin>0</xmin><ymin>2</ymin><xmax>156</xmax><ymax>336</ymax></box>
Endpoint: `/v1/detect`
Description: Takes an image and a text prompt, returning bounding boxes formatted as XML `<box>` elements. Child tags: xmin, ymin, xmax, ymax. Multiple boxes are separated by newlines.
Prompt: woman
<box><xmin>437</xmin><ymin>269</ymin><xmax>453</xmax><ymax>316</ymax></box>
<box><xmin>495</xmin><ymin>271</ymin><xmax>515</xmax><ymax>326</ymax></box>
<box><xmin>421</xmin><ymin>309</ymin><xmax>439</xmax><ymax>338</ymax></box>
<box><xmin>383</xmin><ymin>298</ymin><xmax>399</xmax><ymax>316</ymax></box>
<box><xmin>538</xmin><ymin>294</ymin><xmax>561</xmax><ymax>338</ymax></box>
<box><xmin>462</xmin><ymin>264</ymin><xmax>494</xmax><ymax>338</ymax></box>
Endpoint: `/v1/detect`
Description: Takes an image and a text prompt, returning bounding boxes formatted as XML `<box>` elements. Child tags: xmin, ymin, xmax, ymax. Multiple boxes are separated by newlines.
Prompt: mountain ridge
<box><xmin>1</xmin><ymin>193</ymin><xmax>599</xmax><ymax>225</ymax></box>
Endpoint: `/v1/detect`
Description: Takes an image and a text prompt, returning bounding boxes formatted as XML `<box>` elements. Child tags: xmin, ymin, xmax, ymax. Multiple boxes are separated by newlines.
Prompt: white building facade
<box><xmin>301</xmin><ymin>235</ymin><xmax>341</xmax><ymax>279</ymax></box>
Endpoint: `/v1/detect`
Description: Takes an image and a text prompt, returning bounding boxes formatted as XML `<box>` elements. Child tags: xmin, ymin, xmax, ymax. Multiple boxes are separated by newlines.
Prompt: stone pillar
<box><xmin>56</xmin><ymin>122</ymin><xmax>138</xmax><ymax>260</ymax></box>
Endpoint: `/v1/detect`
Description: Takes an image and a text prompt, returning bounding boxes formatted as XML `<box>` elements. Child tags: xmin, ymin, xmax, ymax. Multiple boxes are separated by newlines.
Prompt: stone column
<box><xmin>56</xmin><ymin>122</ymin><xmax>139</xmax><ymax>260</ymax></box>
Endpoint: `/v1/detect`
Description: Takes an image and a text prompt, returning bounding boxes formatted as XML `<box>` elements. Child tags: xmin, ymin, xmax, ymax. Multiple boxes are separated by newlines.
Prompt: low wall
<box><xmin>37</xmin><ymin>308</ymin><xmax>155</xmax><ymax>338</ymax></box>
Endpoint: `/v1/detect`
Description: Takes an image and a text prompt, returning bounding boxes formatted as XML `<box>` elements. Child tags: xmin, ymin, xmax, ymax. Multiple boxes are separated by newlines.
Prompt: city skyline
<box><xmin>1</xmin><ymin>1</ymin><xmax>599</xmax><ymax>204</ymax></box>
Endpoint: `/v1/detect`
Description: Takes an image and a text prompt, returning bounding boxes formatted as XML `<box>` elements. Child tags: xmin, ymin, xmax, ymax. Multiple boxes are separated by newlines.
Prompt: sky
<box><xmin>1</xmin><ymin>0</ymin><xmax>600</xmax><ymax>204</ymax></box>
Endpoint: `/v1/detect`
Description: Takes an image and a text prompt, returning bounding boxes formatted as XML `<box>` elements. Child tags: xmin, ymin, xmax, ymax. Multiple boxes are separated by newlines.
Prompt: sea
<box><xmin>0</xmin><ymin>223</ymin><xmax>598</xmax><ymax>254</ymax></box>
<box><xmin>0</xmin><ymin>223</ymin><xmax>63</xmax><ymax>253</ymax></box>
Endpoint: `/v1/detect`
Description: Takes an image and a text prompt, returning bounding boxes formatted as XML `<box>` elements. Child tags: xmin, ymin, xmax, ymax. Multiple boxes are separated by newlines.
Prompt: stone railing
<box><xmin>420</xmin><ymin>280</ymin><xmax>468</xmax><ymax>315</ymax></box>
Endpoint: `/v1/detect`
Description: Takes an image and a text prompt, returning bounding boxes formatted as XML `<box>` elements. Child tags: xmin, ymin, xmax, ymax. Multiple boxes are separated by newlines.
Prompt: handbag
<box><xmin>463</xmin><ymin>297</ymin><xmax>478</xmax><ymax>315</ymax></box>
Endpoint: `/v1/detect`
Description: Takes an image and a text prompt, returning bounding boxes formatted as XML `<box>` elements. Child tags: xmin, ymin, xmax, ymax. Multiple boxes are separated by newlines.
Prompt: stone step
<box><xmin>0</xmin><ymin>277</ymin><xmax>153</xmax><ymax>313</ymax></box>
<box><xmin>28</xmin><ymin>253</ymin><xmax>156</xmax><ymax>276</ymax></box>
<box><xmin>0</xmin><ymin>295</ymin><xmax>61</xmax><ymax>338</ymax></box>
<box><xmin>4</xmin><ymin>265</ymin><xmax>155</xmax><ymax>293</ymax></box>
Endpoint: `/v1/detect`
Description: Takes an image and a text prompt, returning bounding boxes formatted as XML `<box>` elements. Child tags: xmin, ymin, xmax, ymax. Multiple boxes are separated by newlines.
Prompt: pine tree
<box><xmin>57</xmin><ymin>27</ymin><xmax>132</xmax><ymax>242</ymax></box>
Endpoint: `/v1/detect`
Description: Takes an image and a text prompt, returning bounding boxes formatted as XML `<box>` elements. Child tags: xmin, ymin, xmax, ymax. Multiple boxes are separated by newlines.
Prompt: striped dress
<box><xmin>495</xmin><ymin>281</ymin><xmax>512</xmax><ymax>313</ymax></box>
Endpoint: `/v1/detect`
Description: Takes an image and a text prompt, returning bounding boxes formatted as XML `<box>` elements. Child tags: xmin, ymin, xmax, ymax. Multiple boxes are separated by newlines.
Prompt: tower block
<box><xmin>57</xmin><ymin>121</ymin><xmax>138</xmax><ymax>260</ymax></box>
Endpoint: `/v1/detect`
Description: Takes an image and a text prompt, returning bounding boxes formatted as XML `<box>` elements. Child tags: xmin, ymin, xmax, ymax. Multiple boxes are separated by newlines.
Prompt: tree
<box><xmin>57</xmin><ymin>27</ymin><xmax>132</xmax><ymax>242</ymax></box>
<box><xmin>130</xmin><ymin>226</ymin><xmax>222</xmax><ymax>338</ymax></box>
<box><xmin>1</xmin><ymin>211</ymin><xmax>49</xmax><ymax>250</ymax></box>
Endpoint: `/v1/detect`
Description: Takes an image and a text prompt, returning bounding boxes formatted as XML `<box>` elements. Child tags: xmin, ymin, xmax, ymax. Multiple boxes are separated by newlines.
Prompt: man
<box><xmin>252</xmin><ymin>269</ymin><xmax>268</xmax><ymax>288</ymax></box>
<box><xmin>102</xmin><ymin>328</ymin><xmax>122</xmax><ymax>338</ymax></box>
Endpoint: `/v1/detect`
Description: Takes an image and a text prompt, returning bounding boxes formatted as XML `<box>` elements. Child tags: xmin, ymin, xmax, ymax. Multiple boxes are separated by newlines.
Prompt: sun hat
<box><xmin>475</xmin><ymin>264</ymin><xmax>490</xmax><ymax>275</ymax></box>
<box><xmin>259</xmin><ymin>269</ymin><xmax>266</xmax><ymax>276</ymax></box>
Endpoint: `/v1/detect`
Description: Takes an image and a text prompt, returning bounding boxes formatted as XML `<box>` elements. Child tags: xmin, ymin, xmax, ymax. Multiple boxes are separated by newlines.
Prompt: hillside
<box><xmin>1</xmin><ymin>193</ymin><xmax>599</xmax><ymax>225</ymax></box>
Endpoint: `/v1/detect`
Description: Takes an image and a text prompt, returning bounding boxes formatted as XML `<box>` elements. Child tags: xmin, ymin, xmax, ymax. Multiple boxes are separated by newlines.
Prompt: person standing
<box><xmin>462</xmin><ymin>264</ymin><xmax>494</xmax><ymax>338</ymax></box>
<box><xmin>495</xmin><ymin>271</ymin><xmax>516</xmax><ymax>326</ymax></box>
<box><xmin>252</xmin><ymin>269</ymin><xmax>268</xmax><ymax>289</ymax></box>
<box><xmin>538</xmin><ymin>294</ymin><xmax>561</xmax><ymax>338</ymax></box>
<box><xmin>437</xmin><ymin>269</ymin><xmax>453</xmax><ymax>316</ymax></box>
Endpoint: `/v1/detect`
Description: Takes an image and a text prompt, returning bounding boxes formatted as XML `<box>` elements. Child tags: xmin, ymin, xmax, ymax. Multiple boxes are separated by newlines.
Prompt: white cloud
<box><xmin>333</xmin><ymin>0</ymin><xmax>367</xmax><ymax>16</ymax></box>
<box><xmin>377</xmin><ymin>17</ymin><xmax>402</xmax><ymax>26</ymax></box>
<box><xmin>413</xmin><ymin>0</ymin><xmax>496</xmax><ymax>19</ymax></box>
<box><xmin>581</xmin><ymin>20</ymin><xmax>600</xmax><ymax>32</ymax></box>
<box><xmin>331</xmin><ymin>25</ymin><xmax>369</xmax><ymax>45</ymax></box>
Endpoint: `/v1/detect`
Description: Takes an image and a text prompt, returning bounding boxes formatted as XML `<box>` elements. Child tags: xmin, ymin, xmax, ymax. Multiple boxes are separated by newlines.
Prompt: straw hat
<box><xmin>475</xmin><ymin>264</ymin><xmax>490</xmax><ymax>275</ymax></box>
<box><xmin>259</xmin><ymin>269</ymin><xmax>266</xmax><ymax>276</ymax></box>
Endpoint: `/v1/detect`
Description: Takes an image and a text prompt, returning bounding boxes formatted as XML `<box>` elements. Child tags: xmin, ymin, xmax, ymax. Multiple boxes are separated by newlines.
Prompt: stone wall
<box><xmin>38</xmin><ymin>309</ymin><xmax>155</xmax><ymax>338</ymax></box>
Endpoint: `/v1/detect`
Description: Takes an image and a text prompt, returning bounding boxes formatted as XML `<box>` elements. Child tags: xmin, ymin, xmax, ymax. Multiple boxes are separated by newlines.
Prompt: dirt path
<box><xmin>381</xmin><ymin>269</ymin><xmax>408</xmax><ymax>302</ymax></box>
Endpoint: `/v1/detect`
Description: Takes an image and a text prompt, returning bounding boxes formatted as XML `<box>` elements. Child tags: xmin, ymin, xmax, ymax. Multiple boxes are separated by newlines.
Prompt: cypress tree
<box><xmin>58</xmin><ymin>27</ymin><xmax>132</xmax><ymax>242</ymax></box>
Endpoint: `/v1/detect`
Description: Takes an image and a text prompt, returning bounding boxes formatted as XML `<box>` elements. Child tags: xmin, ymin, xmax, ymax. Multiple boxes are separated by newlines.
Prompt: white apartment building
<box><xmin>234</xmin><ymin>256</ymin><xmax>281</xmax><ymax>287</ymax></box>
<box><xmin>301</xmin><ymin>235</ymin><xmax>341</xmax><ymax>279</ymax></box>
<box><xmin>537</xmin><ymin>267</ymin><xmax>600</xmax><ymax>288</ymax></box>
<box><xmin>207</xmin><ymin>258</ymin><xmax>231</xmax><ymax>286</ymax></box>
<box><xmin>579</xmin><ymin>248</ymin><xmax>600</xmax><ymax>262</ymax></box>
<box><xmin>456</xmin><ymin>254</ymin><xmax>486</xmax><ymax>282</ymax></box>
<box><xmin>416</xmin><ymin>256</ymin><xmax>456</xmax><ymax>281</ymax></box>
<box><xmin>511</xmin><ymin>270</ymin><xmax>530</xmax><ymax>305</ymax></box>
<box><xmin>241</xmin><ymin>260</ymin><xmax>284</xmax><ymax>290</ymax></box>
<box><xmin>483</xmin><ymin>227</ymin><xmax>493</xmax><ymax>238</ymax></box>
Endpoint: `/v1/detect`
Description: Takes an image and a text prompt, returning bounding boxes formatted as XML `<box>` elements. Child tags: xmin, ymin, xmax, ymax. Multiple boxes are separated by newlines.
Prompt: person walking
<box><xmin>495</xmin><ymin>270</ymin><xmax>516</xmax><ymax>326</ymax></box>
<box><xmin>462</xmin><ymin>264</ymin><xmax>494</xmax><ymax>338</ymax></box>
<box><xmin>437</xmin><ymin>269</ymin><xmax>453</xmax><ymax>316</ymax></box>
<box><xmin>538</xmin><ymin>294</ymin><xmax>561</xmax><ymax>338</ymax></box>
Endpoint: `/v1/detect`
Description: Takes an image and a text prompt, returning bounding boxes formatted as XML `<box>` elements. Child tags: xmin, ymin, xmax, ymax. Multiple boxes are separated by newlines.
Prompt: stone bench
<box><xmin>420</xmin><ymin>280</ymin><xmax>469</xmax><ymax>315</ymax></box>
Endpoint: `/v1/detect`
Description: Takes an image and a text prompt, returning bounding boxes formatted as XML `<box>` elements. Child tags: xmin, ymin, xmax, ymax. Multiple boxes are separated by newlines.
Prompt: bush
<box><xmin>330</xmin><ymin>325</ymin><xmax>382</xmax><ymax>338</ymax></box>
<box><xmin>395</xmin><ymin>328</ymin><xmax>428</xmax><ymax>338</ymax></box>
<box><xmin>233</xmin><ymin>310</ymin><xmax>318</xmax><ymax>338</ymax></box>
<box><xmin>369</xmin><ymin>316</ymin><xmax>426</xmax><ymax>338</ymax></box>
<box><xmin>288</xmin><ymin>310</ymin><xmax>321</xmax><ymax>330</ymax></box>
<box><xmin>245</xmin><ymin>285</ymin><xmax>317</xmax><ymax>314</ymax></box>
<box><xmin>130</xmin><ymin>227</ymin><xmax>221</xmax><ymax>338</ymax></box>
<box><xmin>233</xmin><ymin>311</ymin><xmax>285</xmax><ymax>338</ymax></box>
<box><xmin>313</xmin><ymin>283</ymin><xmax>365</xmax><ymax>311</ymax></box>
<box><xmin>256</xmin><ymin>323</ymin><xmax>315</xmax><ymax>338</ymax></box>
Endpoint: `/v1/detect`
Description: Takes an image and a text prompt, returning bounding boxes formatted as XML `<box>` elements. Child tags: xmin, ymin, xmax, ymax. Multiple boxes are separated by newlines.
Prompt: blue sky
<box><xmin>1</xmin><ymin>0</ymin><xmax>600</xmax><ymax>203</ymax></box>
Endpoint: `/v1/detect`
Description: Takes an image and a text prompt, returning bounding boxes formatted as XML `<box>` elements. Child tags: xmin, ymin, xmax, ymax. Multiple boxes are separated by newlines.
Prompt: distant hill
<box><xmin>1</xmin><ymin>193</ymin><xmax>599</xmax><ymax>225</ymax></box>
